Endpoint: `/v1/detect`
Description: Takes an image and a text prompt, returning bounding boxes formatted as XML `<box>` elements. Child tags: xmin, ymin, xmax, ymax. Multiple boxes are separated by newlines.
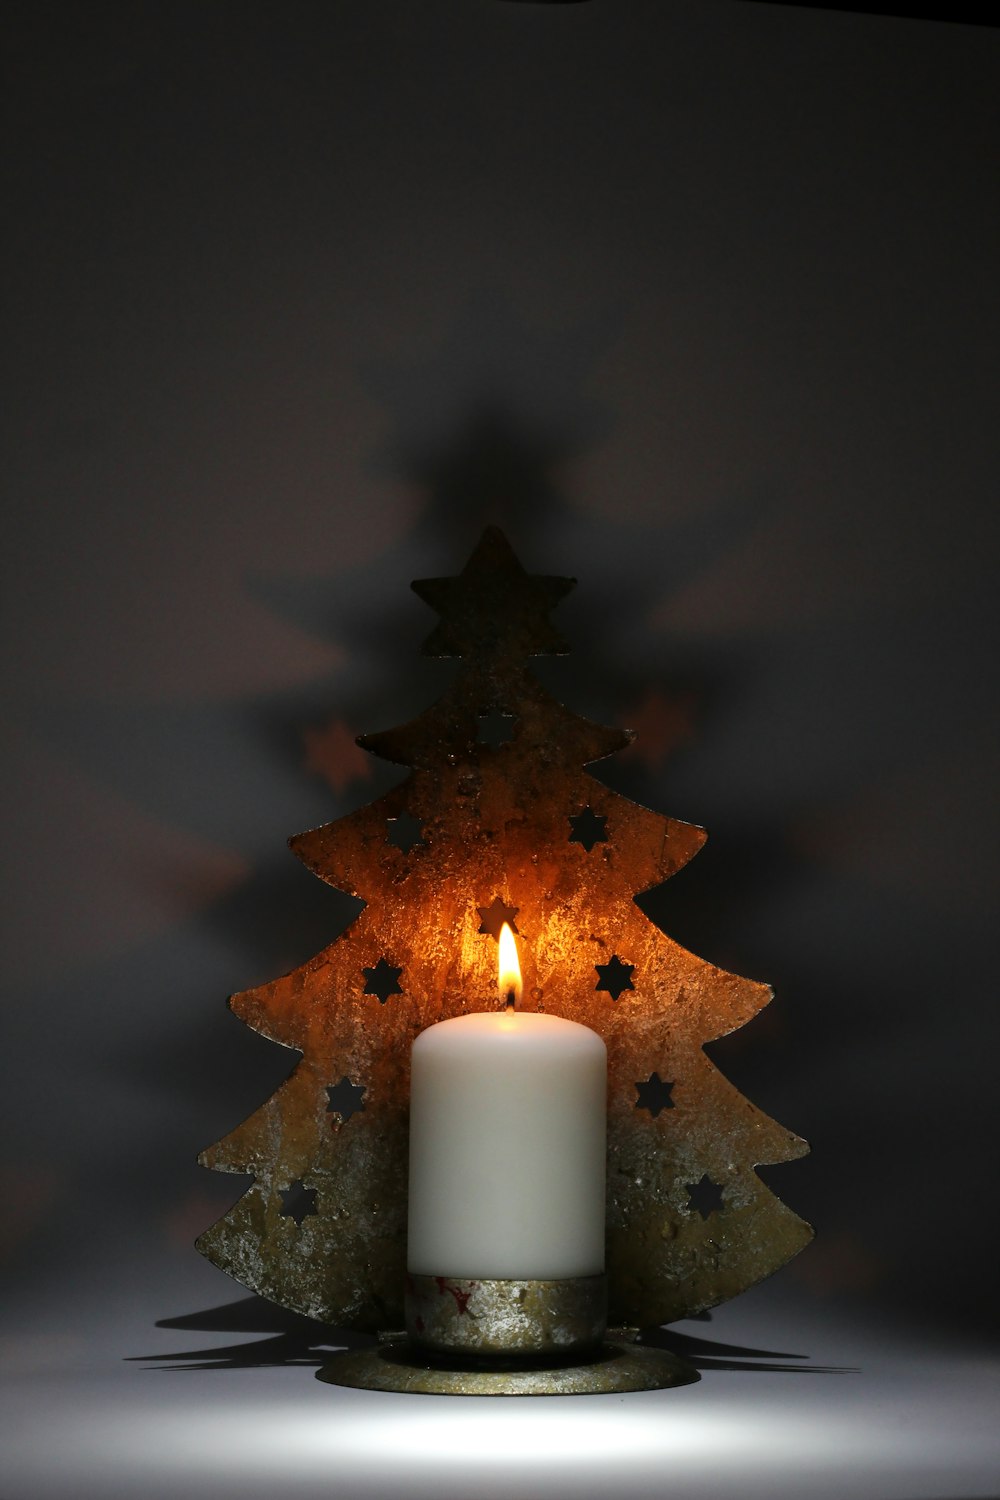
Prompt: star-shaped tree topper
<box><xmin>362</xmin><ymin>958</ymin><xmax>403</xmax><ymax>1004</ymax></box>
<box><xmin>595</xmin><ymin>954</ymin><xmax>635</xmax><ymax>1001</ymax></box>
<box><xmin>412</xmin><ymin>527</ymin><xmax>575</xmax><ymax>660</ymax></box>
<box><xmin>635</xmin><ymin>1072</ymin><xmax>675</xmax><ymax>1118</ymax></box>
<box><xmin>686</xmin><ymin>1174</ymin><xmax>725</xmax><ymax>1221</ymax></box>
<box><xmin>568</xmin><ymin>805</ymin><xmax>608</xmax><ymax>852</ymax></box>
<box><xmin>326</xmin><ymin>1077</ymin><xmax>366</xmax><ymax>1123</ymax></box>
<box><xmin>477</xmin><ymin>897</ymin><xmax>520</xmax><ymax>940</ymax></box>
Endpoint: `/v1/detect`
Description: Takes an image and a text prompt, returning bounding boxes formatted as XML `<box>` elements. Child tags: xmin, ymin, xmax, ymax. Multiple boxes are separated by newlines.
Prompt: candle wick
<box><xmin>505</xmin><ymin>988</ymin><xmax>516</xmax><ymax>1010</ymax></box>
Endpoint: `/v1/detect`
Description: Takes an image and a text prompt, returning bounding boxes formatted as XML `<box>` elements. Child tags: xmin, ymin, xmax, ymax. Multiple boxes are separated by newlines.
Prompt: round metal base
<box><xmin>316</xmin><ymin>1335</ymin><xmax>699</xmax><ymax>1396</ymax></box>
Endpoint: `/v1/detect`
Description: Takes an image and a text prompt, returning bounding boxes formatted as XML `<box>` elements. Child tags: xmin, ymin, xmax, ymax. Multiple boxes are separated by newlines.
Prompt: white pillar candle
<box><xmin>407</xmin><ymin>925</ymin><xmax>607</xmax><ymax>1280</ymax></box>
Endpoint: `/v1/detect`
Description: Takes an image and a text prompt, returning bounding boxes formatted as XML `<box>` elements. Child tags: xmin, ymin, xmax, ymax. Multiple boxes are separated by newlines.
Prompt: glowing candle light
<box><xmin>407</xmin><ymin>924</ymin><xmax>607</xmax><ymax>1279</ymax></box>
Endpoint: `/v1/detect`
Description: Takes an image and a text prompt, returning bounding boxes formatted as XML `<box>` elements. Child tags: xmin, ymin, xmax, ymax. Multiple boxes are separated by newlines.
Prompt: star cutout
<box><xmin>386</xmin><ymin>811</ymin><xmax>425</xmax><ymax>854</ymax></box>
<box><xmin>594</xmin><ymin>954</ymin><xmax>635</xmax><ymax>1001</ymax></box>
<box><xmin>362</xmin><ymin>957</ymin><xmax>403</xmax><ymax>1003</ymax></box>
<box><xmin>476</xmin><ymin>708</ymin><xmax>516</xmax><ymax>747</ymax></box>
<box><xmin>278</xmin><ymin>1179</ymin><xmax>318</xmax><ymax>1225</ymax></box>
<box><xmin>326</xmin><ymin>1076</ymin><xmax>366</xmax><ymax>1123</ymax></box>
<box><xmin>686</xmin><ymin>1174</ymin><xmax>725</xmax><ymax>1220</ymax></box>
<box><xmin>412</xmin><ymin>527</ymin><xmax>575</xmax><ymax>660</ymax></box>
<box><xmin>477</xmin><ymin>897</ymin><xmax>520</xmax><ymax>940</ymax></box>
<box><xmin>568</xmin><ymin>806</ymin><xmax>608</xmax><ymax>852</ymax></box>
<box><xmin>635</xmin><ymin>1072</ymin><xmax>675</xmax><ymax>1117</ymax></box>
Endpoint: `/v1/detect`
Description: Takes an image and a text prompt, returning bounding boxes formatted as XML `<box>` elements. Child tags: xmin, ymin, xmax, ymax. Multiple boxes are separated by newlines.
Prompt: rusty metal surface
<box><xmin>405</xmin><ymin>1274</ymin><xmax>606</xmax><ymax>1358</ymax></box>
<box><xmin>198</xmin><ymin>527</ymin><xmax>812</xmax><ymax>1332</ymax></box>
<box><xmin>316</xmin><ymin>1333</ymin><xmax>700</xmax><ymax>1396</ymax></box>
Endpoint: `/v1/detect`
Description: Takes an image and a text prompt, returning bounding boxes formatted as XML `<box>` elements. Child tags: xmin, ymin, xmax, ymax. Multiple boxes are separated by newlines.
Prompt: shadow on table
<box><xmin>130</xmin><ymin>1296</ymin><xmax>857</xmax><ymax>1374</ymax></box>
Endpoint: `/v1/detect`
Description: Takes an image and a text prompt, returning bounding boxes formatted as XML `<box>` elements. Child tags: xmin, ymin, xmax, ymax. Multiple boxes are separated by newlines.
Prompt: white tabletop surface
<box><xmin>3</xmin><ymin>1276</ymin><xmax>996</xmax><ymax>1500</ymax></box>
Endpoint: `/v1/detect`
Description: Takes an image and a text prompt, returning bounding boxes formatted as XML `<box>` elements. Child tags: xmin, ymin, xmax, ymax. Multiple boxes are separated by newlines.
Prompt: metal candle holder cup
<box><xmin>406</xmin><ymin>1274</ymin><xmax>607</xmax><ymax>1360</ymax></box>
<box><xmin>321</xmin><ymin>1272</ymin><xmax>699</xmax><ymax>1396</ymax></box>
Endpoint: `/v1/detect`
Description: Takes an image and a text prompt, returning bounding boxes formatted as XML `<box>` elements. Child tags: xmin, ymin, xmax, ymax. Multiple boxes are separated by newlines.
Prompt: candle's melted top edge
<box><xmin>412</xmin><ymin>1010</ymin><xmax>607</xmax><ymax>1049</ymax></box>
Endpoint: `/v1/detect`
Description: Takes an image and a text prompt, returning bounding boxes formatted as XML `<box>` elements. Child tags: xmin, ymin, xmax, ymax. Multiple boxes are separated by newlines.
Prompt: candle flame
<box><xmin>498</xmin><ymin>922</ymin><xmax>521</xmax><ymax>1009</ymax></box>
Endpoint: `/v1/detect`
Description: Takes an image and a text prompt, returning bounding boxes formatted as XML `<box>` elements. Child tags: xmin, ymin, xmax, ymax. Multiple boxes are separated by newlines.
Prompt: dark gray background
<box><xmin>2</xmin><ymin>3</ymin><xmax>998</xmax><ymax>1496</ymax></box>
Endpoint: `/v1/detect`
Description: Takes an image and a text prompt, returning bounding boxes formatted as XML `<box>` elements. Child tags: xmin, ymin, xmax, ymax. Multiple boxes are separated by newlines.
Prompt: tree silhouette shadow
<box><xmin>131</xmin><ymin>1295</ymin><xmax>856</xmax><ymax>1376</ymax></box>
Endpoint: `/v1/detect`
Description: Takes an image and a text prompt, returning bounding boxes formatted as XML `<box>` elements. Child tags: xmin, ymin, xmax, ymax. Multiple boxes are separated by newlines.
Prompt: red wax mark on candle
<box><xmin>434</xmin><ymin>1277</ymin><xmax>475</xmax><ymax>1315</ymax></box>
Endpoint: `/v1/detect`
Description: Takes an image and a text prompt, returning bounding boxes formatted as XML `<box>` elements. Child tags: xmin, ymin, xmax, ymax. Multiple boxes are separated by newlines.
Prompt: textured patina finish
<box><xmin>405</xmin><ymin>1274</ymin><xmax>606</xmax><ymax>1358</ymax></box>
<box><xmin>197</xmin><ymin>528</ymin><xmax>812</xmax><ymax>1333</ymax></box>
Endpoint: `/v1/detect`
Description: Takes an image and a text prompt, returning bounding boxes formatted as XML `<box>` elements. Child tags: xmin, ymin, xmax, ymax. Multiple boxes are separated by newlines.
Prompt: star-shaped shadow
<box><xmin>412</xmin><ymin>527</ymin><xmax>575</xmax><ymax>660</ymax></box>
<box><xmin>386</xmin><ymin>812</ymin><xmax>425</xmax><ymax>854</ymax></box>
<box><xmin>635</xmin><ymin>1071</ymin><xmax>675</xmax><ymax>1117</ymax></box>
<box><xmin>595</xmin><ymin>953</ymin><xmax>634</xmax><ymax>1000</ymax></box>
<box><xmin>686</xmin><ymin>1174</ymin><xmax>725</xmax><ymax>1220</ymax></box>
<box><xmin>325</xmin><ymin>1077</ymin><xmax>366</xmax><ymax>1123</ymax></box>
<box><xmin>278</xmin><ymin>1179</ymin><xmax>318</xmax><ymax>1225</ymax></box>
<box><xmin>568</xmin><ymin>806</ymin><xmax>608</xmax><ymax>852</ymax></box>
<box><xmin>362</xmin><ymin>957</ymin><xmax>403</xmax><ymax>1003</ymax></box>
<box><xmin>477</xmin><ymin>896</ymin><xmax>519</xmax><ymax>940</ymax></box>
<box><xmin>476</xmin><ymin>708</ymin><xmax>516</xmax><ymax>747</ymax></box>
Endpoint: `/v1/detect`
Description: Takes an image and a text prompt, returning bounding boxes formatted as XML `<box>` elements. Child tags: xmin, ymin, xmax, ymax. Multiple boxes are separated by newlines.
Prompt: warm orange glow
<box><xmin>498</xmin><ymin>922</ymin><xmax>521</xmax><ymax>1008</ymax></box>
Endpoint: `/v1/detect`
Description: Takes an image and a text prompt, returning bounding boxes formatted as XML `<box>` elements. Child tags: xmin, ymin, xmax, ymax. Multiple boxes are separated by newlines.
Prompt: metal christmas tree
<box><xmin>198</xmin><ymin>528</ymin><xmax>812</xmax><ymax>1333</ymax></box>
